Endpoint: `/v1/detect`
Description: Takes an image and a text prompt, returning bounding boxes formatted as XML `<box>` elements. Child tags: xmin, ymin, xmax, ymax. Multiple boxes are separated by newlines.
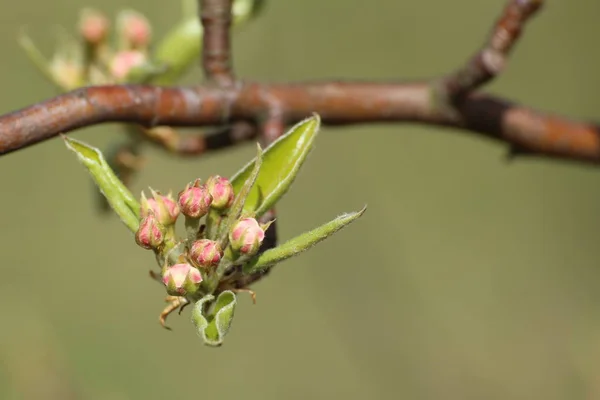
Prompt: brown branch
<box><xmin>0</xmin><ymin>83</ymin><xmax>598</xmax><ymax>164</ymax></box>
<box><xmin>200</xmin><ymin>0</ymin><xmax>234</xmax><ymax>85</ymax></box>
<box><xmin>440</xmin><ymin>0</ymin><xmax>543</xmax><ymax>100</ymax></box>
<box><xmin>0</xmin><ymin>0</ymin><xmax>598</xmax><ymax>165</ymax></box>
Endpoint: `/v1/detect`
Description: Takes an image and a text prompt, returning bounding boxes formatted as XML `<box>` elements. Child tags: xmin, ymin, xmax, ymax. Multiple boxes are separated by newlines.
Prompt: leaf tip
<box><xmin>358</xmin><ymin>204</ymin><xmax>368</xmax><ymax>216</ymax></box>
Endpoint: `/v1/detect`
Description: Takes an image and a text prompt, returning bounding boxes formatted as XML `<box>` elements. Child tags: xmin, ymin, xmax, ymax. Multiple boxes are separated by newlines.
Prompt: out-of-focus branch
<box><xmin>139</xmin><ymin>121</ymin><xmax>256</xmax><ymax>155</ymax></box>
<box><xmin>199</xmin><ymin>0</ymin><xmax>234</xmax><ymax>85</ymax></box>
<box><xmin>439</xmin><ymin>0</ymin><xmax>543</xmax><ymax>100</ymax></box>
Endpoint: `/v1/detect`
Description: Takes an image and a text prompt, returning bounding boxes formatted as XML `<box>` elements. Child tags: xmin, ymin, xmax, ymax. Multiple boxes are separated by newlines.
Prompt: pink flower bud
<box><xmin>162</xmin><ymin>263</ymin><xmax>203</xmax><ymax>296</ymax></box>
<box><xmin>79</xmin><ymin>9</ymin><xmax>109</xmax><ymax>45</ymax></box>
<box><xmin>178</xmin><ymin>180</ymin><xmax>213</xmax><ymax>218</ymax></box>
<box><xmin>118</xmin><ymin>10</ymin><xmax>151</xmax><ymax>49</ymax></box>
<box><xmin>135</xmin><ymin>213</ymin><xmax>165</xmax><ymax>250</ymax></box>
<box><xmin>110</xmin><ymin>50</ymin><xmax>146</xmax><ymax>80</ymax></box>
<box><xmin>229</xmin><ymin>218</ymin><xmax>265</xmax><ymax>255</ymax></box>
<box><xmin>189</xmin><ymin>239</ymin><xmax>222</xmax><ymax>268</ymax></box>
<box><xmin>140</xmin><ymin>190</ymin><xmax>180</xmax><ymax>226</ymax></box>
<box><xmin>205</xmin><ymin>175</ymin><xmax>234</xmax><ymax>210</ymax></box>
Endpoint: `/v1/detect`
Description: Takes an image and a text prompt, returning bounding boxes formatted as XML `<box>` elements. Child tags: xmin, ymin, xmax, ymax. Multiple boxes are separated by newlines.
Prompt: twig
<box><xmin>199</xmin><ymin>0</ymin><xmax>234</xmax><ymax>85</ymax></box>
<box><xmin>439</xmin><ymin>0</ymin><xmax>543</xmax><ymax>100</ymax></box>
<box><xmin>139</xmin><ymin>122</ymin><xmax>256</xmax><ymax>155</ymax></box>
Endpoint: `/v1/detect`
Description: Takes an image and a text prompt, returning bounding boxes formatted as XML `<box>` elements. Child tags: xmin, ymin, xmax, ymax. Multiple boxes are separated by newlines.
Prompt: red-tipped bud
<box><xmin>78</xmin><ymin>9</ymin><xmax>109</xmax><ymax>45</ymax></box>
<box><xmin>109</xmin><ymin>50</ymin><xmax>146</xmax><ymax>80</ymax></box>
<box><xmin>117</xmin><ymin>10</ymin><xmax>151</xmax><ymax>49</ymax></box>
<box><xmin>189</xmin><ymin>239</ymin><xmax>223</xmax><ymax>268</ymax></box>
<box><xmin>205</xmin><ymin>175</ymin><xmax>234</xmax><ymax>210</ymax></box>
<box><xmin>178</xmin><ymin>180</ymin><xmax>213</xmax><ymax>218</ymax></box>
<box><xmin>229</xmin><ymin>218</ymin><xmax>265</xmax><ymax>255</ymax></box>
<box><xmin>135</xmin><ymin>213</ymin><xmax>165</xmax><ymax>250</ymax></box>
<box><xmin>162</xmin><ymin>263</ymin><xmax>203</xmax><ymax>296</ymax></box>
<box><xmin>140</xmin><ymin>190</ymin><xmax>180</xmax><ymax>226</ymax></box>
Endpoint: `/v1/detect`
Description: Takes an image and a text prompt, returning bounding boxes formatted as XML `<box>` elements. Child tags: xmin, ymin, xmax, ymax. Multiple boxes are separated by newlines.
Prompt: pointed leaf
<box><xmin>64</xmin><ymin>137</ymin><xmax>140</xmax><ymax>232</ymax></box>
<box><xmin>18</xmin><ymin>30</ymin><xmax>63</xmax><ymax>89</ymax></box>
<box><xmin>191</xmin><ymin>291</ymin><xmax>237</xmax><ymax>347</ymax></box>
<box><xmin>151</xmin><ymin>17</ymin><xmax>201</xmax><ymax>85</ymax></box>
<box><xmin>231</xmin><ymin>115</ymin><xmax>320</xmax><ymax>217</ymax></box>
<box><xmin>244</xmin><ymin>206</ymin><xmax>366</xmax><ymax>273</ymax></box>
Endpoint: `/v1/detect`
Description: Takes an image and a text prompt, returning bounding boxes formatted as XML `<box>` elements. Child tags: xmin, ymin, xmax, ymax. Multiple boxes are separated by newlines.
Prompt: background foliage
<box><xmin>1</xmin><ymin>0</ymin><xmax>600</xmax><ymax>399</ymax></box>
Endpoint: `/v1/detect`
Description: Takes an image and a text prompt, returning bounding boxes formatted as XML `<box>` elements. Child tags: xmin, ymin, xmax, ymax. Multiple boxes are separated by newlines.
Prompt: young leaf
<box><xmin>151</xmin><ymin>17</ymin><xmax>201</xmax><ymax>85</ymax></box>
<box><xmin>230</xmin><ymin>115</ymin><xmax>320</xmax><ymax>217</ymax></box>
<box><xmin>17</xmin><ymin>30</ymin><xmax>60</xmax><ymax>89</ymax></box>
<box><xmin>63</xmin><ymin>136</ymin><xmax>140</xmax><ymax>232</ymax></box>
<box><xmin>244</xmin><ymin>205</ymin><xmax>367</xmax><ymax>273</ymax></box>
<box><xmin>191</xmin><ymin>291</ymin><xmax>237</xmax><ymax>347</ymax></box>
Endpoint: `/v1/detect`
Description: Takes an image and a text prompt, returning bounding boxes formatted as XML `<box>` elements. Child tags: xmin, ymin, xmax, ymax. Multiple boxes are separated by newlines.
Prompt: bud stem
<box><xmin>204</xmin><ymin>209</ymin><xmax>222</xmax><ymax>240</ymax></box>
<box><xmin>184</xmin><ymin>215</ymin><xmax>201</xmax><ymax>243</ymax></box>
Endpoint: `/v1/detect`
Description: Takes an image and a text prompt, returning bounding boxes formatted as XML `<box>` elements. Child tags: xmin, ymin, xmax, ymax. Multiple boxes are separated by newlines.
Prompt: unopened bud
<box><xmin>229</xmin><ymin>218</ymin><xmax>265</xmax><ymax>255</ymax></box>
<box><xmin>79</xmin><ymin>9</ymin><xmax>109</xmax><ymax>45</ymax></box>
<box><xmin>189</xmin><ymin>239</ymin><xmax>222</xmax><ymax>268</ymax></box>
<box><xmin>140</xmin><ymin>190</ymin><xmax>180</xmax><ymax>226</ymax></box>
<box><xmin>206</xmin><ymin>175</ymin><xmax>234</xmax><ymax>210</ymax></box>
<box><xmin>162</xmin><ymin>263</ymin><xmax>203</xmax><ymax>296</ymax></box>
<box><xmin>135</xmin><ymin>213</ymin><xmax>165</xmax><ymax>250</ymax></box>
<box><xmin>49</xmin><ymin>58</ymin><xmax>82</xmax><ymax>90</ymax></box>
<box><xmin>117</xmin><ymin>10</ymin><xmax>151</xmax><ymax>49</ymax></box>
<box><xmin>110</xmin><ymin>50</ymin><xmax>146</xmax><ymax>80</ymax></box>
<box><xmin>178</xmin><ymin>180</ymin><xmax>213</xmax><ymax>218</ymax></box>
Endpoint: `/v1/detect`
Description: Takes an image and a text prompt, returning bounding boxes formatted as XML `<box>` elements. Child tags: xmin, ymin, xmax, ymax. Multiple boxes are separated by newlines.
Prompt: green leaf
<box><xmin>18</xmin><ymin>30</ymin><xmax>63</xmax><ymax>90</ymax></box>
<box><xmin>244</xmin><ymin>205</ymin><xmax>367</xmax><ymax>273</ymax></box>
<box><xmin>232</xmin><ymin>0</ymin><xmax>267</xmax><ymax>22</ymax></box>
<box><xmin>230</xmin><ymin>114</ymin><xmax>320</xmax><ymax>217</ymax></box>
<box><xmin>63</xmin><ymin>136</ymin><xmax>140</xmax><ymax>232</ymax></box>
<box><xmin>151</xmin><ymin>17</ymin><xmax>201</xmax><ymax>85</ymax></box>
<box><xmin>191</xmin><ymin>291</ymin><xmax>237</xmax><ymax>347</ymax></box>
<box><xmin>124</xmin><ymin>61</ymin><xmax>169</xmax><ymax>84</ymax></box>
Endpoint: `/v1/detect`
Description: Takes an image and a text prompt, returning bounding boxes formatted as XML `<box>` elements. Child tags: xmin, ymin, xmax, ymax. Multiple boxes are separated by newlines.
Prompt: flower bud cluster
<box><xmin>134</xmin><ymin>175</ymin><xmax>272</xmax><ymax>299</ymax></box>
<box><xmin>25</xmin><ymin>8</ymin><xmax>153</xmax><ymax>91</ymax></box>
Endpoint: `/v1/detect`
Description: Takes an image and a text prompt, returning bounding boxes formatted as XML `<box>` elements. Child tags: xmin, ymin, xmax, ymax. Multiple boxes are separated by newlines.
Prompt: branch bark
<box><xmin>0</xmin><ymin>82</ymin><xmax>597</xmax><ymax>163</ymax></box>
<box><xmin>200</xmin><ymin>0</ymin><xmax>234</xmax><ymax>85</ymax></box>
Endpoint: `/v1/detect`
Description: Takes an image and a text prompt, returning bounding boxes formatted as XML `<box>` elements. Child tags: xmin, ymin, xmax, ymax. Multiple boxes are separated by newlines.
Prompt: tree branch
<box><xmin>0</xmin><ymin>0</ymin><xmax>597</xmax><ymax>165</ymax></box>
<box><xmin>440</xmin><ymin>0</ymin><xmax>543</xmax><ymax>100</ymax></box>
<box><xmin>0</xmin><ymin>83</ymin><xmax>597</xmax><ymax>163</ymax></box>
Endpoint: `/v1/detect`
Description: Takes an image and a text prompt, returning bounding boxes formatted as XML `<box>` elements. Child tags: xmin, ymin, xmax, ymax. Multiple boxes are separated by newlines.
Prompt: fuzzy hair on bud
<box><xmin>140</xmin><ymin>190</ymin><xmax>180</xmax><ymax>226</ymax></box>
<box><xmin>162</xmin><ymin>263</ymin><xmax>203</xmax><ymax>296</ymax></box>
<box><xmin>229</xmin><ymin>217</ymin><xmax>266</xmax><ymax>256</ymax></box>
<box><xmin>178</xmin><ymin>180</ymin><xmax>213</xmax><ymax>218</ymax></box>
<box><xmin>135</xmin><ymin>213</ymin><xmax>165</xmax><ymax>250</ymax></box>
<box><xmin>189</xmin><ymin>239</ymin><xmax>223</xmax><ymax>268</ymax></box>
<box><xmin>205</xmin><ymin>175</ymin><xmax>234</xmax><ymax>210</ymax></box>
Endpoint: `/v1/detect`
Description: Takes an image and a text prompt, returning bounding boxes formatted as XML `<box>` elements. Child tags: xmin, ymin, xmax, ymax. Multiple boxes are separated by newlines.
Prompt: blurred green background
<box><xmin>1</xmin><ymin>0</ymin><xmax>600</xmax><ymax>399</ymax></box>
